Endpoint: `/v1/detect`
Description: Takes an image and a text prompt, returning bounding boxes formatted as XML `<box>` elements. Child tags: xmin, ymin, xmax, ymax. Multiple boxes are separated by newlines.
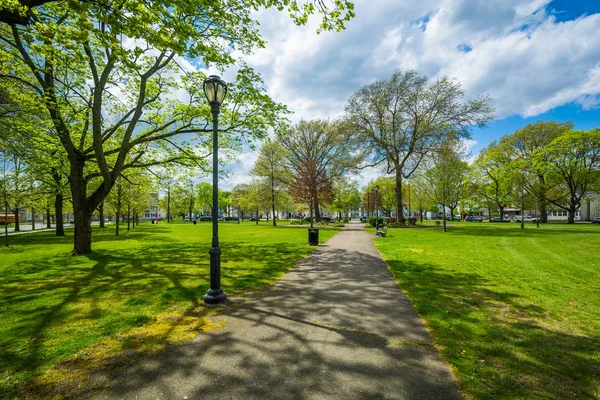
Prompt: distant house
<box><xmin>141</xmin><ymin>192</ymin><xmax>166</xmax><ymax>220</ymax></box>
<box><xmin>581</xmin><ymin>193</ymin><xmax>600</xmax><ymax>221</ymax></box>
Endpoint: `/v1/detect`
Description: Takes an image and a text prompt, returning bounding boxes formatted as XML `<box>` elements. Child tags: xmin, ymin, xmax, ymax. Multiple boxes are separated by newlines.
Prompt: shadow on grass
<box><xmin>0</xmin><ymin>237</ymin><xmax>315</xmax><ymax>399</ymax></box>
<box><xmin>445</xmin><ymin>224</ymin><xmax>600</xmax><ymax>238</ymax></box>
<box><xmin>39</xmin><ymin>244</ymin><xmax>462</xmax><ymax>400</ymax></box>
<box><xmin>386</xmin><ymin>260</ymin><xmax>600</xmax><ymax>399</ymax></box>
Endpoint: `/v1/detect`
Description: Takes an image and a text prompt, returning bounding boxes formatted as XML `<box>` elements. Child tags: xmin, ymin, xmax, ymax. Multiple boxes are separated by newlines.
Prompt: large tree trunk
<box><xmin>271</xmin><ymin>180</ymin><xmax>276</xmax><ymax>227</ymax></box>
<box><xmin>127</xmin><ymin>204</ymin><xmax>131</xmax><ymax>231</ymax></box>
<box><xmin>395</xmin><ymin>170</ymin><xmax>403</xmax><ymax>220</ymax></box>
<box><xmin>52</xmin><ymin>171</ymin><xmax>65</xmax><ymax>235</ymax></box>
<box><xmin>98</xmin><ymin>201</ymin><xmax>105</xmax><ymax>228</ymax></box>
<box><xmin>167</xmin><ymin>186</ymin><xmax>171</xmax><ymax>222</ymax></box>
<box><xmin>46</xmin><ymin>207</ymin><xmax>51</xmax><ymax>229</ymax></box>
<box><xmin>499</xmin><ymin>206</ymin><xmax>505</xmax><ymax>222</ymax></box>
<box><xmin>116</xmin><ymin>185</ymin><xmax>121</xmax><ymax>236</ymax></box>
<box><xmin>419</xmin><ymin>203</ymin><xmax>423</xmax><ymax>223</ymax></box>
<box><xmin>567</xmin><ymin>200</ymin><xmax>577</xmax><ymax>224</ymax></box>
<box><xmin>520</xmin><ymin>192</ymin><xmax>525</xmax><ymax>229</ymax></box>
<box><xmin>256</xmin><ymin>208</ymin><xmax>259</xmax><ymax>225</ymax></box>
<box><xmin>442</xmin><ymin>204</ymin><xmax>447</xmax><ymax>232</ymax></box>
<box><xmin>55</xmin><ymin>194</ymin><xmax>64</xmax><ymax>236</ymax></box>
<box><xmin>189</xmin><ymin>197</ymin><xmax>193</xmax><ymax>222</ymax></box>
<box><xmin>538</xmin><ymin>175</ymin><xmax>548</xmax><ymax>224</ymax></box>
<box><xmin>73</xmin><ymin>207</ymin><xmax>92</xmax><ymax>255</ymax></box>
<box><xmin>4</xmin><ymin>204</ymin><xmax>9</xmax><ymax>247</ymax></box>
<box><xmin>313</xmin><ymin>198</ymin><xmax>321</xmax><ymax>222</ymax></box>
<box><xmin>13</xmin><ymin>206</ymin><xmax>20</xmax><ymax>232</ymax></box>
<box><xmin>31</xmin><ymin>207</ymin><xmax>35</xmax><ymax>230</ymax></box>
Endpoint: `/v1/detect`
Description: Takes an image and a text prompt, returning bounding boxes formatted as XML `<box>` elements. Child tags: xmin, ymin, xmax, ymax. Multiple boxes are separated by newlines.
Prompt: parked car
<box><xmin>592</xmin><ymin>216</ymin><xmax>600</xmax><ymax>224</ymax></box>
<box><xmin>513</xmin><ymin>216</ymin><xmax>538</xmax><ymax>223</ymax></box>
<box><xmin>464</xmin><ymin>216</ymin><xmax>483</xmax><ymax>222</ymax></box>
<box><xmin>490</xmin><ymin>217</ymin><xmax>510</xmax><ymax>222</ymax></box>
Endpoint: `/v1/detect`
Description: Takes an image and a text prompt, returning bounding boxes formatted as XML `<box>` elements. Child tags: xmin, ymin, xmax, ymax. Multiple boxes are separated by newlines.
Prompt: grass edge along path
<box><xmin>371</xmin><ymin>222</ymin><xmax>600</xmax><ymax>400</ymax></box>
<box><xmin>0</xmin><ymin>222</ymin><xmax>339</xmax><ymax>399</ymax></box>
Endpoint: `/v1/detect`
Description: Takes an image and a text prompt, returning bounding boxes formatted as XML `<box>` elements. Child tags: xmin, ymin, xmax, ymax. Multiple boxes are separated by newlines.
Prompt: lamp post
<box><xmin>374</xmin><ymin>185</ymin><xmax>379</xmax><ymax>231</ymax></box>
<box><xmin>203</xmin><ymin>75</ymin><xmax>228</xmax><ymax>305</ymax></box>
<box><xmin>367</xmin><ymin>185</ymin><xmax>370</xmax><ymax>219</ymax></box>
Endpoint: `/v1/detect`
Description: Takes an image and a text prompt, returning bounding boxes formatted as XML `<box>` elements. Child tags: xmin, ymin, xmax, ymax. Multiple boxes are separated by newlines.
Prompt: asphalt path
<box><xmin>0</xmin><ymin>221</ymin><xmax>107</xmax><ymax>235</ymax></box>
<box><xmin>84</xmin><ymin>224</ymin><xmax>462</xmax><ymax>400</ymax></box>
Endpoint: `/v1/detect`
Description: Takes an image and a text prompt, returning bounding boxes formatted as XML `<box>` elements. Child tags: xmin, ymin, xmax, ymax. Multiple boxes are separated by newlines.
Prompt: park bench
<box><xmin>376</xmin><ymin>225</ymin><xmax>388</xmax><ymax>237</ymax></box>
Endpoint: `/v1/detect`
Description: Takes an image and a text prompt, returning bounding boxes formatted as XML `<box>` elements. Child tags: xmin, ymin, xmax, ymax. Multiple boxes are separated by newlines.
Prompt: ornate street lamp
<box><xmin>374</xmin><ymin>185</ymin><xmax>379</xmax><ymax>231</ymax></box>
<box><xmin>203</xmin><ymin>75</ymin><xmax>228</xmax><ymax>305</ymax></box>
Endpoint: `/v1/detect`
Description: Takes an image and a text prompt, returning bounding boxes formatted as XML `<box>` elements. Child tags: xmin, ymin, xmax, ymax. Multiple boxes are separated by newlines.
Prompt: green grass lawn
<box><xmin>373</xmin><ymin>222</ymin><xmax>600</xmax><ymax>399</ymax></box>
<box><xmin>0</xmin><ymin>221</ymin><xmax>338</xmax><ymax>398</ymax></box>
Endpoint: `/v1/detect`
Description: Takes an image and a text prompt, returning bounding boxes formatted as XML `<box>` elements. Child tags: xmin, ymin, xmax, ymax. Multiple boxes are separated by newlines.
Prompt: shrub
<box><xmin>387</xmin><ymin>222</ymin><xmax>405</xmax><ymax>228</ymax></box>
<box><xmin>387</xmin><ymin>217</ymin><xmax>396</xmax><ymax>224</ymax></box>
<box><xmin>435</xmin><ymin>220</ymin><xmax>441</xmax><ymax>225</ymax></box>
<box><xmin>408</xmin><ymin>218</ymin><xmax>417</xmax><ymax>226</ymax></box>
<box><xmin>290</xmin><ymin>220</ymin><xmax>306</xmax><ymax>225</ymax></box>
<box><xmin>368</xmin><ymin>217</ymin><xmax>386</xmax><ymax>227</ymax></box>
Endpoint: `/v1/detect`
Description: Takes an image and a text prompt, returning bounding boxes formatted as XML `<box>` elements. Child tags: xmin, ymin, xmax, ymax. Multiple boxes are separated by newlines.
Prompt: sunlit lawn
<box><xmin>0</xmin><ymin>221</ymin><xmax>338</xmax><ymax>398</ymax></box>
<box><xmin>373</xmin><ymin>222</ymin><xmax>600</xmax><ymax>399</ymax></box>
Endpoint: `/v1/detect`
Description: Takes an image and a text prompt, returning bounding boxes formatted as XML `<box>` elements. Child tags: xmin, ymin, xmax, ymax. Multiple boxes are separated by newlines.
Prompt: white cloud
<box><xmin>237</xmin><ymin>0</ymin><xmax>600</xmax><ymax>122</ymax></box>
<box><xmin>200</xmin><ymin>1</ymin><xmax>600</xmax><ymax>187</ymax></box>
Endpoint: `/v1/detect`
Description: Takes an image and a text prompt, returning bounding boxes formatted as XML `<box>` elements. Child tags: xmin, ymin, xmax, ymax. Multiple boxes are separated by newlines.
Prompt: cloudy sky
<box><xmin>205</xmin><ymin>0</ymin><xmax>600</xmax><ymax>189</ymax></box>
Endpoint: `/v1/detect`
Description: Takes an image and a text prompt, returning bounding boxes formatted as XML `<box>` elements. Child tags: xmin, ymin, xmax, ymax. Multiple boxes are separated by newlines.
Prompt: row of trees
<box><xmin>0</xmin><ymin>0</ymin><xmax>355</xmax><ymax>254</ymax></box>
<box><xmin>237</xmin><ymin>70</ymin><xmax>494</xmax><ymax>226</ymax></box>
<box><xmin>361</xmin><ymin>121</ymin><xmax>600</xmax><ymax>230</ymax></box>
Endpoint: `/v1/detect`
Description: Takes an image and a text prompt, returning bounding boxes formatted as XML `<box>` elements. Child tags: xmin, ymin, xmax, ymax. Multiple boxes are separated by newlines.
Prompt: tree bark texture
<box><xmin>13</xmin><ymin>206</ymin><xmax>20</xmax><ymax>231</ymax></box>
<box><xmin>99</xmin><ymin>201</ymin><xmax>105</xmax><ymax>228</ymax></box>
<box><xmin>395</xmin><ymin>170</ymin><xmax>403</xmax><ymax>219</ymax></box>
<box><xmin>55</xmin><ymin>194</ymin><xmax>64</xmax><ymax>236</ymax></box>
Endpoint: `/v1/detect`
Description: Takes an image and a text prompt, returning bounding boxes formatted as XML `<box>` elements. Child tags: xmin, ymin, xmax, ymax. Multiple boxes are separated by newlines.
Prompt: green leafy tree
<box><xmin>2</xmin><ymin>0</ymin><xmax>341</xmax><ymax>254</ymax></box>
<box><xmin>500</xmin><ymin>121</ymin><xmax>573</xmax><ymax>223</ymax></box>
<box><xmin>373</xmin><ymin>177</ymin><xmax>396</xmax><ymax>217</ymax></box>
<box><xmin>422</xmin><ymin>140</ymin><xmax>470</xmax><ymax>232</ymax></box>
<box><xmin>332</xmin><ymin>179</ymin><xmax>360</xmax><ymax>220</ymax></box>
<box><xmin>535</xmin><ymin>129</ymin><xmax>600</xmax><ymax>224</ymax></box>
<box><xmin>472</xmin><ymin>142</ymin><xmax>514</xmax><ymax>221</ymax></box>
<box><xmin>410</xmin><ymin>173</ymin><xmax>438</xmax><ymax>222</ymax></box>
<box><xmin>279</xmin><ymin>119</ymin><xmax>360</xmax><ymax>221</ymax></box>
<box><xmin>251</xmin><ymin>139</ymin><xmax>291</xmax><ymax>226</ymax></box>
<box><xmin>0</xmin><ymin>0</ymin><xmax>356</xmax><ymax>30</ymax></box>
<box><xmin>231</xmin><ymin>183</ymin><xmax>251</xmax><ymax>221</ymax></box>
<box><xmin>346</xmin><ymin>69</ymin><xmax>494</xmax><ymax>219</ymax></box>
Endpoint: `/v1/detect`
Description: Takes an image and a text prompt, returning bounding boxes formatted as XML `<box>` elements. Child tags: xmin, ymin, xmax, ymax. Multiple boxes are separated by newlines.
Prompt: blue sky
<box><xmin>196</xmin><ymin>0</ymin><xmax>600</xmax><ymax>188</ymax></box>
<box><xmin>467</xmin><ymin>0</ymin><xmax>600</xmax><ymax>154</ymax></box>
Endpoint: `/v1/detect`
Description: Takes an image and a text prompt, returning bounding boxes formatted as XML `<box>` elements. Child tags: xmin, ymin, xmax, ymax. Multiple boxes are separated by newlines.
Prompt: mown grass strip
<box><xmin>0</xmin><ymin>221</ymin><xmax>338</xmax><ymax>399</ymax></box>
<box><xmin>373</xmin><ymin>222</ymin><xmax>600</xmax><ymax>400</ymax></box>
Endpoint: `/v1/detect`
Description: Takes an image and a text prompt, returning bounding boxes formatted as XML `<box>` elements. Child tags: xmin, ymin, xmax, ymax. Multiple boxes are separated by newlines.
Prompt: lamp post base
<box><xmin>203</xmin><ymin>288</ymin><xmax>227</xmax><ymax>305</ymax></box>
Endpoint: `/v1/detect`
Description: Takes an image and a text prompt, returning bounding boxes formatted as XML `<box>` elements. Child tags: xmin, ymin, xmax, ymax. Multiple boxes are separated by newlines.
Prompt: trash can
<box><xmin>151</xmin><ymin>219</ymin><xmax>155</xmax><ymax>224</ymax></box>
<box><xmin>193</xmin><ymin>220</ymin><xmax>197</xmax><ymax>225</ymax></box>
<box><xmin>308</xmin><ymin>228</ymin><xmax>319</xmax><ymax>246</ymax></box>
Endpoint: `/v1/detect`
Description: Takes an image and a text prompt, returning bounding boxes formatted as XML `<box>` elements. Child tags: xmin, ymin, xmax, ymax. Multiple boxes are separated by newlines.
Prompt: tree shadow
<box><xmin>385</xmin><ymin>259</ymin><xmax>600</xmax><ymax>399</ymax></box>
<box><xmin>39</xmin><ymin>246</ymin><xmax>464</xmax><ymax>400</ymax></box>
<box><xmin>445</xmin><ymin>224</ymin><xmax>600</xmax><ymax>238</ymax></box>
<box><xmin>0</xmin><ymin>236</ymin><xmax>321</xmax><ymax>398</ymax></box>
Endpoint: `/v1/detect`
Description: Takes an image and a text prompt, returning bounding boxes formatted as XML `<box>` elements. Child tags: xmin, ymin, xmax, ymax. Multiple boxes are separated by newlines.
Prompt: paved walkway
<box><xmin>90</xmin><ymin>225</ymin><xmax>462</xmax><ymax>399</ymax></box>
